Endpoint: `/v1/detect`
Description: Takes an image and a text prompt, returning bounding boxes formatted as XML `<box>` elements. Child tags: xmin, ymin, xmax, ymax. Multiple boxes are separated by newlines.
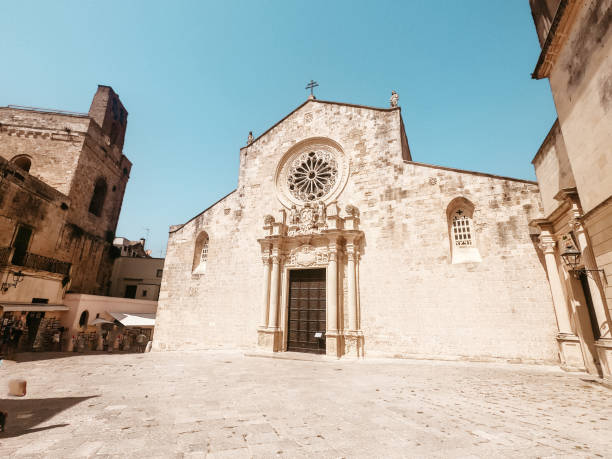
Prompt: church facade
<box><xmin>153</xmin><ymin>97</ymin><xmax>558</xmax><ymax>362</ymax></box>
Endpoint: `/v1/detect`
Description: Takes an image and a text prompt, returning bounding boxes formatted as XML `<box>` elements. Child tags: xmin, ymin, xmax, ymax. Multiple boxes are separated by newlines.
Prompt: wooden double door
<box><xmin>287</xmin><ymin>269</ymin><xmax>326</xmax><ymax>354</ymax></box>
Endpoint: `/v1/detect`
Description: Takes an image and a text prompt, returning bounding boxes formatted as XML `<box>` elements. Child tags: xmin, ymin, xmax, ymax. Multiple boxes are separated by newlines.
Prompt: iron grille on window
<box><xmin>200</xmin><ymin>243</ymin><xmax>209</xmax><ymax>263</ymax></box>
<box><xmin>452</xmin><ymin>213</ymin><xmax>473</xmax><ymax>247</ymax></box>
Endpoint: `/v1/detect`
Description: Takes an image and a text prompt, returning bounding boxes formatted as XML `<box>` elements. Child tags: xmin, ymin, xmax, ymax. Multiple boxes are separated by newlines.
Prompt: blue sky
<box><xmin>1</xmin><ymin>1</ymin><xmax>556</xmax><ymax>257</ymax></box>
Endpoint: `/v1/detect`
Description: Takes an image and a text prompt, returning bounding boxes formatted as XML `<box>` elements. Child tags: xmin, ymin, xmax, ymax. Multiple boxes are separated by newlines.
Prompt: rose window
<box><xmin>287</xmin><ymin>151</ymin><xmax>338</xmax><ymax>202</ymax></box>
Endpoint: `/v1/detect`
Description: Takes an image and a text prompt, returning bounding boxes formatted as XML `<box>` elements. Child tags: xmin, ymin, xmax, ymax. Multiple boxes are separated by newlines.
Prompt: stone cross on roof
<box><xmin>305</xmin><ymin>80</ymin><xmax>319</xmax><ymax>99</ymax></box>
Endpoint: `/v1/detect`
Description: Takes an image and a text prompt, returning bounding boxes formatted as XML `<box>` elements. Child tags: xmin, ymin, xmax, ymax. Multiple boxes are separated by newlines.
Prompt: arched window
<box><xmin>88</xmin><ymin>177</ymin><xmax>108</xmax><ymax>216</ymax></box>
<box><xmin>451</xmin><ymin>210</ymin><xmax>473</xmax><ymax>247</ymax></box>
<box><xmin>11</xmin><ymin>155</ymin><xmax>32</xmax><ymax>173</ymax></box>
<box><xmin>192</xmin><ymin>232</ymin><xmax>209</xmax><ymax>274</ymax></box>
<box><xmin>446</xmin><ymin>197</ymin><xmax>481</xmax><ymax>264</ymax></box>
<box><xmin>78</xmin><ymin>310</ymin><xmax>89</xmax><ymax>328</ymax></box>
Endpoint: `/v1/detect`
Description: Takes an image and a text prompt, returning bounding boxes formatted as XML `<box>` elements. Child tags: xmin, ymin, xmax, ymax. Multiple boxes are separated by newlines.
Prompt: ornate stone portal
<box><xmin>257</xmin><ymin>202</ymin><xmax>364</xmax><ymax>358</ymax></box>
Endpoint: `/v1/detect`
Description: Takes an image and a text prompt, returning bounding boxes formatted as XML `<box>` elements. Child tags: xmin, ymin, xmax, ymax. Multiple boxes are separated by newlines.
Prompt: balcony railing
<box><xmin>0</xmin><ymin>247</ymin><xmax>71</xmax><ymax>276</ymax></box>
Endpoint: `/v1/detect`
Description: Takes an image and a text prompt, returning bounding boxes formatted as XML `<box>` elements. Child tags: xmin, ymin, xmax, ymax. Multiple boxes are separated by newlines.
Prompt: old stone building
<box><xmin>0</xmin><ymin>85</ymin><xmax>131</xmax><ymax>350</ymax></box>
<box><xmin>153</xmin><ymin>94</ymin><xmax>558</xmax><ymax>363</ymax></box>
<box><xmin>109</xmin><ymin>237</ymin><xmax>164</xmax><ymax>300</ymax></box>
<box><xmin>529</xmin><ymin>0</ymin><xmax>612</xmax><ymax>380</ymax></box>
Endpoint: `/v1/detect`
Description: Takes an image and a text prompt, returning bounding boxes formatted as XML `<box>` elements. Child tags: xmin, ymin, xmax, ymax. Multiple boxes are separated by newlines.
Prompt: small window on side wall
<box><xmin>88</xmin><ymin>177</ymin><xmax>108</xmax><ymax>217</ymax></box>
<box><xmin>192</xmin><ymin>231</ymin><xmax>209</xmax><ymax>274</ymax></box>
<box><xmin>11</xmin><ymin>155</ymin><xmax>32</xmax><ymax>173</ymax></box>
<box><xmin>447</xmin><ymin>197</ymin><xmax>481</xmax><ymax>264</ymax></box>
<box><xmin>78</xmin><ymin>310</ymin><xmax>89</xmax><ymax>328</ymax></box>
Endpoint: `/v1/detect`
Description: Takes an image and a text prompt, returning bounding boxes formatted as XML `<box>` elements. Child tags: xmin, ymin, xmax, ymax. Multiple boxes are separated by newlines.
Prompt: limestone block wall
<box><xmin>354</xmin><ymin>162</ymin><xmax>556</xmax><ymax>361</ymax></box>
<box><xmin>67</xmin><ymin>135</ymin><xmax>131</xmax><ymax>241</ymax></box>
<box><xmin>0</xmin><ymin>108</ymin><xmax>88</xmax><ymax>194</ymax></box>
<box><xmin>548</xmin><ymin>0</ymin><xmax>612</xmax><ymax>214</ymax></box>
<box><xmin>154</xmin><ymin>99</ymin><xmax>558</xmax><ymax>362</ymax></box>
<box><xmin>0</xmin><ymin>157</ymin><xmax>109</xmax><ymax>299</ymax></box>
<box><xmin>0</xmin><ymin>119</ymin><xmax>130</xmax><ymax>296</ymax></box>
<box><xmin>0</xmin><ymin>158</ymin><xmax>69</xmax><ymax>253</ymax></box>
<box><xmin>584</xmin><ymin>203</ymin><xmax>612</xmax><ymax>321</ymax></box>
<box><xmin>532</xmin><ymin>120</ymin><xmax>576</xmax><ymax>216</ymax></box>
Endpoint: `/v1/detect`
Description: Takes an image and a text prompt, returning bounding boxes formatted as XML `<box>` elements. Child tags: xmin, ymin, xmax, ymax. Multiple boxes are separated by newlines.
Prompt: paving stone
<box><xmin>0</xmin><ymin>351</ymin><xmax>611</xmax><ymax>458</ymax></box>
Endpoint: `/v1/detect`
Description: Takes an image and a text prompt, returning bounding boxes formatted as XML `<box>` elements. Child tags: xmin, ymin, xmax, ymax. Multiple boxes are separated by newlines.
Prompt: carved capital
<box><xmin>271</xmin><ymin>255</ymin><xmax>280</xmax><ymax>265</ymax></box>
<box><xmin>568</xmin><ymin>216</ymin><xmax>583</xmax><ymax>233</ymax></box>
<box><xmin>538</xmin><ymin>238</ymin><xmax>556</xmax><ymax>254</ymax></box>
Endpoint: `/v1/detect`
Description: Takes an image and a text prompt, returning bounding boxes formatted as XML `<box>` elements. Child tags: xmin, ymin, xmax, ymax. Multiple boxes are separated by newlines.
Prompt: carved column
<box><xmin>269</xmin><ymin>253</ymin><xmax>281</xmax><ymax>330</ymax></box>
<box><xmin>327</xmin><ymin>242</ymin><xmax>338</xmax><ymax>332</ymax></box>
<box><xmin>347</xmin><ymin>245</ymin><xmax>357</xmax><ymax>332</ymax></box>
<box><xmin>260</xmin><ymin>256</ymin><xmax>271</xmax><ymax>328</ymax></box>
<box><xmin>257</xmin><ymin>243</ymin><xmax>282</xmax><ymax>352</ymax></box>
<box><xmin>344</xmin><ymin>237</ymin><xmax>363</xmax><ymax>357</ymax></box>
<box><xmin>325</xmin><ymin>238</ymin><xmax>341</xmax><ymax>357</ymax></box>
<box><xmin>538</xmin><ymin>234</ymin><xmax>572</xmax><ymax>334</ymax></box>
<box><xmin>538</xmin><ymin>232</ymin><xmax>587</xmax><ymax>371</ymax></box>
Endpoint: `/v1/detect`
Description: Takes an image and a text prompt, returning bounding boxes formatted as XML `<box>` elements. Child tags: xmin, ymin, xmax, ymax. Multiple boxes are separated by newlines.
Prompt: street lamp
<box><xmin>560</xmin><ymin>245</ymin><xmax>581</xmax><ymax>270</ymax></box>
<box><xmin>560</xmin><ymin>244</ymin><xmax>604</xmax><ymax>279</ymax></box>
<box><xmin>1</xmin><ymin>270</ymin><xmax>24</xmax><ymax>292</ymax></box>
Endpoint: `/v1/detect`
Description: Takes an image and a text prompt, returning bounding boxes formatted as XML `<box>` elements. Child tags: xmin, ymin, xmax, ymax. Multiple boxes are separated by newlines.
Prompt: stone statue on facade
<box><xmin>289</xmin><ymin>205</ymin><xmax>299</xmax><ymax>225</ymax></box>
<box><xmin>316</xmin><ymin>200</ymin><xmax>326</xmax><ymax>224</ymax></box>
<box><xmin>247</xmin><ymin>131</ymin><xmax>254</xmax><ymax>145</ymax></box>
<box><xmin>390</xmin><ymin>90</ymin><xmax>399</xmax><ymax>108</ymax></box>
<box><xmin>345</xmin><ymin>204</ymin><xmax>359</xmax><ymax>217</ymax></box>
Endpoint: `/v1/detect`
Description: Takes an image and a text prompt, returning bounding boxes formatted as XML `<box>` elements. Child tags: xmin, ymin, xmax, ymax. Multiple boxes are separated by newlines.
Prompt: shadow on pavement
<box><xmin>5</xmin><ymin>351</ymin><xmax>142</xmax><ymax>363</ymax></box>
<box><xmin>0</xmin><ymin>395</ymin><xmax>98</xmax><ymax>438</ymax></box>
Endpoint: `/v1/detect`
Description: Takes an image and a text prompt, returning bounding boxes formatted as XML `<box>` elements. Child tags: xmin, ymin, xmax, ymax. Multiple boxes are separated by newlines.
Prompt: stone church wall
<box><xmin>356</xmin><ymin>161</ymin><xmax>556</xmax><ymax>361</ymax></box>
<box><xmin>154</xmin><ymin>99</ymin><xmax>558</xmax><ymax>363</ymax></box>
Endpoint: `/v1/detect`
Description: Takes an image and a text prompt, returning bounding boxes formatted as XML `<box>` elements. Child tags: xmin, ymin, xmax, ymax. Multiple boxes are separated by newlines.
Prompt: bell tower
<box><xmin>88</xmin><ymin>85</ymin><xmax>128</xmax><ymax>150</ymax></box>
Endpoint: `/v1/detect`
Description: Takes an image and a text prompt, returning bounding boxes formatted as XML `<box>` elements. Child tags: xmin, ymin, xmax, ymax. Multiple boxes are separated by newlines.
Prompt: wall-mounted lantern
<box><xmin>560</xmin><ymin>244</ymin><xmax>604</xmax><ymax>280</ymax></box>
<box><xmin>560</xmin><ymin>245</ymin><xmax>581</xmax><ymax>270</ymax></box>
<box><xmin>1</xmin><ymin>270</ymin><xmax>24</xmax><ymax>293</ymax></box>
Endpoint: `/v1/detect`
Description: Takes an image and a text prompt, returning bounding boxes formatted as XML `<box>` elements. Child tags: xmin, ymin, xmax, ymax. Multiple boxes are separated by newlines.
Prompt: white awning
<box><xmin>0</xmin><ymin>303</ymin><xmax>69</xmax><ymax>312</ymax></box>
<box><xmin>108</xmin><ymin>312</ymin><xmax>155</xmax><ymax>327</ymax></box>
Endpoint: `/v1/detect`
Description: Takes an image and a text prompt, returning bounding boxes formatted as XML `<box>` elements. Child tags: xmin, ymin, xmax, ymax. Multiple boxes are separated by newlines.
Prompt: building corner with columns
<box><xmin>529</xmin><ymin>0</ymin><xmax>612</xmax><ymax>380</ymax></box>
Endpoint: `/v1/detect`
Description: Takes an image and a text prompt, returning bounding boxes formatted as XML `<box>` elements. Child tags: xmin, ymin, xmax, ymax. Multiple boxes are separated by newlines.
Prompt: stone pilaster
<box><xmin>569</xmin><ymin>215</ymin><xmax>611</xmax><ymax>339</ymax></box>
<box><xmin>325</xmin><ymin>238</ymin><xmax>342</xmax><ymax>357</ymax></box>
<box><xmin>258</xmin><ymin>246</ymin><xmax>282</xmax><ymax>352</ymax></box>
<box><xmin>344</xmin><ymin>237</ymin><xmax>363</xmax><ymax>358</ymax></box>
<box><xmin>259</xmin><ymin>255</ymin><xmax>271</xmax><ymax>328</ymax></box>
<box><xmin>538</xmin><ymin>231</ymin><xmax>584</xmax><ymax>370</ymax></box>
<box><xmin>569</xmin><ymin>208</ymin><xmax>612</xmax><ymax>379</ymax></box>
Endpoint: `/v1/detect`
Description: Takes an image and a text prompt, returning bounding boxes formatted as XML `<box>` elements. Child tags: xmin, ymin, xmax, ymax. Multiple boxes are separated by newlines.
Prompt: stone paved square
<box><xmin>1</xmin><ymin>351</ymin><xmax>611</xmax><ymax>458</ymax></box>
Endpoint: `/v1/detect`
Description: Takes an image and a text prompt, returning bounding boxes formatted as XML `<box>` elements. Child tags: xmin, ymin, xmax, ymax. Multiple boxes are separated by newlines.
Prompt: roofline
<box><xmin>404</xmin><ymin>160</ymin><xmax>538</xmax><ymax>185</ymax></box>
<box><xmin>1</xmin><ymin>105</ymin><xmax>89</xmax><ymax>118</ymax></box>
<box><xmin>531</xmin><ymin>118</ymin><xmax>560</xmax><ymax>164</ymax></box>
<box><xmin>169</xmin><ymin>189</ymin><xmax>237</xmax><ymax>234</ymax></box>
<box><xmin>240</xmin><ymin>99</ymin><xmax>400</xmax><ymax>150</ymax></box>
<box><xmin>531</xmin><ymin>0</ymin><xmax>582</xmax><ymax>80</ymax></box>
